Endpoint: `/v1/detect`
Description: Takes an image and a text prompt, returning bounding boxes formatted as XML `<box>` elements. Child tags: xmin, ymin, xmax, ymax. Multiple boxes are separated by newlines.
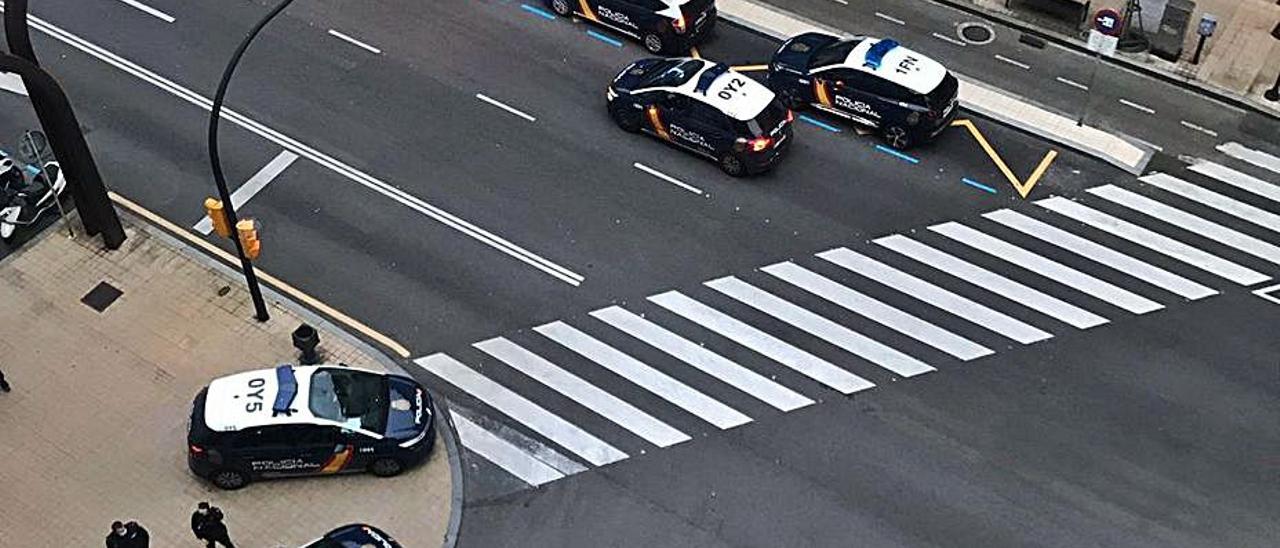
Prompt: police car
<box><xmin>544</xmin><ymin>0</ymin><xmax>716</xmax><ymax>54</ymax></box>
<box><xmin>608</xmin><ymin>57</ymin><xmax>794</xmax><ymax>176</ymax></box>
<box><xmin>301</xmin><ymin>524</ymin><xmax>402</xmax><ymax>548</ymax></box>
<box><xmin>766</xmin><ymin>33</ymin><xmax>959</xmax><ymax>149</ymax></box>
<box><xmin>187</xmin><ymin>364</ymin><xmax>434</xmax><ymax>490</ymax></box>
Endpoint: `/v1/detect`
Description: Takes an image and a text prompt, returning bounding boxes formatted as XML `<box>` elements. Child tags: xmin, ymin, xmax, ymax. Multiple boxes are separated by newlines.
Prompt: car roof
<box><xmin>203</xmin><ymin>364</ymin><xmax>384</xmax><ymax>432</ymax></box>
<box><xmin>815</xmin><ymin>37</ymin><xmax>947</xmax><ymax>95</ymax></box>
<box><xmin>638</xmin><ymin>58</ymin><xmax>777</xmax><ymax>122</ymax></box>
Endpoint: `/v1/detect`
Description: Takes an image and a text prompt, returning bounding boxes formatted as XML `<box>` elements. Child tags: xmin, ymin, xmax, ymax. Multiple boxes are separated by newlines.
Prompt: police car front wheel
<box><xmin>610</xmin><ymin>105</ymin><xmax>643</xmax><ymax>133</ymax></box>
<box><xmin>211</xmin><ymin>469</ymin><xmax>250</xmax><ymax>490</ymax></box>
<box><xmin>370</xmin><ymin>457</ymin><xmax>404</xmax><ymax>477</ymax></box>
<box><xmin>643</xmin><ymin>34</ymin><xmax>664</xmax><ymax>54</ymax></box>
<box><xmin>719</xmin><ymin>153</ymin><xmax>746</xmax><ymax>177</ymax></box>
<box><xmin>883</xmin><ymin>126</ymin><xmax>911</xmax><ymax>150</ymax></box>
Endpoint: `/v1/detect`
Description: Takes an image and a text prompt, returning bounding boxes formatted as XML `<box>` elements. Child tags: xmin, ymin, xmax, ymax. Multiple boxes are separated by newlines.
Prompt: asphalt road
<box><xmin>2</xmin><ymin>0</ymin><xmax>1279</xmax><ymax>546</ymax></box>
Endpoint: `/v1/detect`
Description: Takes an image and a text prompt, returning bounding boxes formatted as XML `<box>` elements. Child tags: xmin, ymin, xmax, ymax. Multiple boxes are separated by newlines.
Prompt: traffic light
<box><xmin>236</xmin><ymin>219</ymin><xmax>261</xmax><ymax>260</ymax></box>
<box><xmin>204</xmin><ymin>197</ymin><xmax>231</xmax><ymax>238</ymax></box>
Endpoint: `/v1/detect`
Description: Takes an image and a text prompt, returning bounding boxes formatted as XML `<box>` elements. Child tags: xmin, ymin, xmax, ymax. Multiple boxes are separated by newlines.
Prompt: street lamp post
<box><xmin>208</xmin><ymin>0</ymin><xmax>297</xmax><ymax>322</ymax></box>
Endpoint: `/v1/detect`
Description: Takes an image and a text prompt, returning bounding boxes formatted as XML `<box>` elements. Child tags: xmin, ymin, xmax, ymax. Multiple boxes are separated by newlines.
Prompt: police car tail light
<box><xmin>748</xmin><ymin>137</ymin><xmax>772</xmax><ymax>152</ymax></box>
<box><xmin>672</xmin><ymin>15</ymin><xmax>687</xmax><ymax>34</ymax></box>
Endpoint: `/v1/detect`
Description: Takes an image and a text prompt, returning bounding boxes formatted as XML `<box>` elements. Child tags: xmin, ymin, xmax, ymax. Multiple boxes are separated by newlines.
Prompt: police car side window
<box><xmin>239</xmin><ymin>425</ymin><xmax>293</xmax><ymax>447</ymax></box>
<box><xmin>295</xmin><ymin>425</ymin><xmax>338</xmax><ymax>445</ymax></box>
<box><xmin>634</xmin><ymin>0</ymin><xmax>666</xmax><ymax>10</ymax></box>
<box><xmin>863</xmin><ymin>76</ymin><xmax>912</xmax><ymax>102</ymax></box>
<box><xmin>688</xmin><ymin>103</ymin><xmax>727</xmax><ymax>129</ymax></box>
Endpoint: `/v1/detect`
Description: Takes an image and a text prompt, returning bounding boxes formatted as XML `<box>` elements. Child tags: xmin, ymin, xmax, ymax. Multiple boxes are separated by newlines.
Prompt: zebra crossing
<box><xmin>415</xmin><ymin>142</ymin><xmax>1280</xmax><ymax>488</ymax></box>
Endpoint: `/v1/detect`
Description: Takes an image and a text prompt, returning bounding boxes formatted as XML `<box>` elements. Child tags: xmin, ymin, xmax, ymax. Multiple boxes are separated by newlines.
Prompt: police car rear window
<box><xmin>810</xmin><ymin>39</ymin><xmax>861</xmax><ymax>70</ymax></box>
<box><xmin>309</xmin><ymin>368</ymin><xmax>390</xmax><ymax>433</ymax></box>
<box><xmin>744</xmin><ymin>100</ymin><xmax>787</xmax><ymax>136</ymax></box>
<box><xmin>641</xmin><ymin>59</ymin><xmax>704</xmax><ymax>88</ymax></box>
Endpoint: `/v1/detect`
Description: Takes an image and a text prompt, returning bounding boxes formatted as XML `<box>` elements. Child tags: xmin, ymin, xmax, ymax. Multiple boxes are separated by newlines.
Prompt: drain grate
<box><xmin>81</xmin><ymin>281</ymin><xmax>123</xmax><ymax>312</ymax></box>
<box><xmin>958</xmin><ymin>22</ymin><xmax>995</xmax><ymax>45</ymax></box>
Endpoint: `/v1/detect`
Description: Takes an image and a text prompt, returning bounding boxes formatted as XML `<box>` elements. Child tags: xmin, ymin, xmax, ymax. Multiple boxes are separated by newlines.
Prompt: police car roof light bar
<box><xmin>864</xmin><ymin>39</ymin><xmax>899</xmax><ymax>70</ymax></box>
<box><xmin>694</xmin><ymin>63</ymin><xmax>731</xmax><ymax>95</ymax></box>
<box><xmin>272</xmin><ymin>364</ymin><xmax>298</xmax><ymax>417</ymax></box>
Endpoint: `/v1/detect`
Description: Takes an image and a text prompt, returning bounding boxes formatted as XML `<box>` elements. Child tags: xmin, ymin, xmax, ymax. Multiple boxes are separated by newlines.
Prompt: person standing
<box><xmin>191</xmin><ymin>502</ymin><xmax>235</xmax><ymax>548</ymax></box>
<box><xmin>105</xmin><ymin>520</ymin><xmax>149</xmax><ymax>548</ymax></box>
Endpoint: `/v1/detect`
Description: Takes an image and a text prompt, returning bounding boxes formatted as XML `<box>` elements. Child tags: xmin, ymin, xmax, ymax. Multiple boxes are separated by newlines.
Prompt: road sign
<box><xmin>1087</xmin><ymin>30</ymin><xmax>1119</xmax><ymax>57</ymax></box>
<box><xmin>1093</xmin><ymin>8</ymin><xmax>1123</xmax><ymax>37</ymax></box>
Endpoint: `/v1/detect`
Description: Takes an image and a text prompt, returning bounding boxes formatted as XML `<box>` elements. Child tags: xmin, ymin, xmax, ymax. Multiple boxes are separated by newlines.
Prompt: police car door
<box><xmin>238</xmin><ymin>425</ymin><xmax>316</xmax><ymax>478</ymax></box>
<box><xmin>297</xmin><ymin>425</ymin><xmax>357</xmax><ymax>476</ymax></box>
<box><xmin>683</xmin><ymin>101</ymin><xmax>731</xmax><ymax>157</ymax></box>
<box><xmin>591</xmin><ymin>0</ymin><xmax>640</xmax><ymax>35</ymax></box>
<box><xmin>828</xmin><ymin>69</ymin><xmax>883</xmax><ymax>127</ymax></box>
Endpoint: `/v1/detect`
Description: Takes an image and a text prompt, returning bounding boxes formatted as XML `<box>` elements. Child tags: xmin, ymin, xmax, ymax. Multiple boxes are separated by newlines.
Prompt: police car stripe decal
<box><xmin>320</xmin><ymin>446</ymin><xmax>354</xmax><ymax>474</ymax></box>
<box><xmin>647</xmin><ymin>106</ymin><xmax>671</xmax><ymax>141</ymax></box>
<box><xmin>814</xmin><ymin>80</ymin><xmax>833</xmax><ymax>108</ymax></box>
<box><xmin>578</xmin><ymin>0</ymin><xmax>599</xmax><ymax>22</ymax></box>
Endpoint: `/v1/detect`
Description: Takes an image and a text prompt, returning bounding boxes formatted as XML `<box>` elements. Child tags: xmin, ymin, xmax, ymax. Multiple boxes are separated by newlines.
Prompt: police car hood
<box><xmin>846</xmin><ymin>38</ymin><xmax>947</xmax><ymax>95</ymax></box>
<box><xmin>385</xmin><ymin>376</ymin><xmax>429</xmax><ymax>440</ymax></box>
<box><xmin>685</xmin><ymin>68</ymin><xmax>775</xmax><ymax>122</ymax></box>
<box><xmin>204</xmin><ymin>367</ymin><xmax>320</xmax><ymax>431</ymax></box>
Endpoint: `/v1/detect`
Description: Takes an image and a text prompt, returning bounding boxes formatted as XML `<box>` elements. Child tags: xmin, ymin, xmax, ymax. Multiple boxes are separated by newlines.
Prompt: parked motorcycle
<box><xmin>0</xmin><ymin>157</ymin><xmax>66</xmax><ymax>240</ymax></box>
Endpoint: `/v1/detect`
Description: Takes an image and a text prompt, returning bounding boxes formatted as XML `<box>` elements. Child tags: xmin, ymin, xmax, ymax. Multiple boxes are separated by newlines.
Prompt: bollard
<box><xmin>291</xmin><ymin>323</ymin><xmax>321</xmax><ymax>365</ymax></box>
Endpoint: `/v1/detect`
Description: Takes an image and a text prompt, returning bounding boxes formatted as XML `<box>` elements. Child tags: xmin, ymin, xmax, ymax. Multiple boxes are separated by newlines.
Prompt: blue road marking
<box><xmin>961</xmin><ymin>177</ymin><xmax>997</xmax><ymax>194</ymax></box>
<box><xmin>874</xmin><ymin>144</ymin><xmax>919</xmax><ymax>164</ymax></box>
<box><xmin>798</xmin><ymin>114</ymin><xmax>842</xmax><ymax>133</ymax></box>
<box><xmin>587</xmin><ymin>30</ymin><xmax>624</xmax><ymax>47</ymax></box>
<box><xmin>520</xmin><ymin>4</ymin><xmax>557</xmax><ymax>20</ymax></box>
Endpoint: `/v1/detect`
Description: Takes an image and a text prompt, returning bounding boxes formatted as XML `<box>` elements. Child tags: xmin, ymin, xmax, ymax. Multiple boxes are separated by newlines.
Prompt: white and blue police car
<box><xmin>187</xmin><ymin>364</ymin><xmax>434</xmax><ymax>490</ymax></box>
<box><xmin>301</xmin><ymin>523</ymin><xmax>402</xmax><ymax>548</ymax></box>
<box><xmin>608</xmin><ymin>57</ymin><xmax>794</xmax><ymax>176</ymax></box>
<box><xmin>766</xmin><ymin>33</ymin><xmax>959</xmax><ymax>149</ymax></box>
<box><xmin>544</xmin><ymin>0</ymin><xmax>716</xmax><ymax>54</ymax></box>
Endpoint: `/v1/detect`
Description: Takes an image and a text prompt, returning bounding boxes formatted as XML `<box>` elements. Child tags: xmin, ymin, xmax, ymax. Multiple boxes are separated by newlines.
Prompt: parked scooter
<box><xmin>0</xmin><ymin>156</ymin><xmax>66</xmax><ymax>240</ymax></box>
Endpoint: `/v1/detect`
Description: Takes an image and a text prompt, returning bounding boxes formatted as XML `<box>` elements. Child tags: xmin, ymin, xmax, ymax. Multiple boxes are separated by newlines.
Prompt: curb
<box><xmin>923</xmin><ymin>0</ymin><xmax>1280</xmax><ymax>122</ymax></box>
<box><xmin>434</xmin><ymin>392</ymin><xmax>466</xmax><ymax>548</ymax></box>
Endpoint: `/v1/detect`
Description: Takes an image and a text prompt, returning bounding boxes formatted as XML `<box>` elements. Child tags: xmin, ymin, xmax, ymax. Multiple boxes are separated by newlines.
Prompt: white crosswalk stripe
<box><xmin>414</xmin><ymin>353</ymin><xmax>628</xmax><ymax>466</ymax></box>
<box><xmin>589</xmin><ymin>306</ymin><xmax>814</xmax><ymax>412</ymax></box>
<box><xmin>874</xmin><ymin>235</ymin><xmax>1110</xmax><ymax>329</ymax></box>
<box><xmin>1190</xmin><ymin>160</ymin><xmax>1280</xmax><ymax>204</ymax></box>
<box><xmin>450</xmin><ymin>411</ymin><xmax>565</xmax><ymax>486</ymax></box>
<box><xmin>1217</xmin><ymin>143</ymin><xmax>1280</xmax><ymax>177</ymax></box>
<box><xmin>474</xmin><ymin>337</ymin><xmax>692</xmax><ymax>448</ymax></box>
<box><xmin>929</xmin><ymin>221</ymin><xmax>1164</xmax><ymax>314</ymax></box>
<box><xmin>1036</xmin><ymin>197</ymin><xmax>1270</xmax><ymax>286</ymax></box>
<box><xmin>707</xmin><ymin>276</ymin><xmax>936</xmax><ymax>378</ymax></box>
<box><xmin>762</xmin><ymin>261</ymin><xmax>993</xmax><ymax>361</ymax></box>
<box><xmin>817</xmin><ymin>247</ymin><xmax>1053</xmax><ymax>344</ymax></box>
<box><xmin>1142</xmin><ymin>173</ymin><xmax>1280</xmax><ymax>235</ymax></box>
<box><xmin>1089</xmin><ymin>184</ymin><xmax>1280</xmax><ymax>268</ymax></box>
<box><xmin>983</xmin><ymin>209</ymin><xmax>1217</xmax><ymax>300</ymax></box>
<box><xmin>649</xmin><ymin>290</ymin><xmax>877</xmax><ymax>394</ymax></box>
<box><xmin>535</xmin><ymin>321</ymin><xmax>753</xmax><ymax>429</ymax></box>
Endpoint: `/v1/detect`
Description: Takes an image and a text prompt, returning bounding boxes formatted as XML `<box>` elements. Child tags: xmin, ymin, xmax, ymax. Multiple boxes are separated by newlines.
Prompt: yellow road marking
<box><xmin>109</xmin><ymin>191</ymin><xmax>413</xmax><ymax>359</ymax></box>
<box><xmin>950</xmin><ymin>119</ymin><xmax>1057</xmax><ymax>199</ymax></box>
<box><xmin>577</xmin><ymin>0</ymin><xmax>599</xmax><ymax>22</ymax></box>
<box><xmin>689</xmin><ymin>46</ymin><xmax>701</xmax><ymax>59</ymax></box>
<box><xmin>730</xmin><ymin>64</ymin><xmax>769</xmax><ymax>72</ymax></box>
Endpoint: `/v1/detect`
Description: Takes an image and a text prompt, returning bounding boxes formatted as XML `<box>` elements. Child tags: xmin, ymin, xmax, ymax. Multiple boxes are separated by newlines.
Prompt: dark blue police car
<box><xmin>301</xmin><ymin>523</ymin><xmax>402</xmax><ymax>548</ymax></box>
<box><xmin>544</xmin><ymin>0</ymin><xmax>716</xmax><ymax>54</ymax></box>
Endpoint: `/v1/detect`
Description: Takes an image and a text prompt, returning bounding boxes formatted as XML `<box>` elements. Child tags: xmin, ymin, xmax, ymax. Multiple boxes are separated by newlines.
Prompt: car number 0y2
<box><xmin>718</xmin><ymin>78</ymin><xmax>747</xmax><ymax>100</ymax></box>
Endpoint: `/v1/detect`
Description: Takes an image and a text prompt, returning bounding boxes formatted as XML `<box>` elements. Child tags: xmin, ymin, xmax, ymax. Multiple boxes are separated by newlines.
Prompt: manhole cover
<box><xmin>958</xmin><ymin>22</ymin><xmax>995</xmax><ymax>45</ymax></box>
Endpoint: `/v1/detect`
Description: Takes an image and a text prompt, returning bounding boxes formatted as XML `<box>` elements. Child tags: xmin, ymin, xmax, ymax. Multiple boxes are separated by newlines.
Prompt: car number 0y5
<box><xmin>718</xmin><ymin>78</ymin><xmax>747</xmax><ymax>100</ymax></box>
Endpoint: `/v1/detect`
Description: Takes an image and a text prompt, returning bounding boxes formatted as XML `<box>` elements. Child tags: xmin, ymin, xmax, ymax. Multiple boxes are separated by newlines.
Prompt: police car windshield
<box><xmin>641</xmin><ymin>59</ymin><xmax>704</xmax><ymax>88</ymax></box>
<box><xmin>308</xmin><ymin>368</ymin><xmax>390</xmax><ymax>433</ymax></box>
<box><xmin>810</xmin><ymin>38</ymin><xmax>862</xmax><ymax>70</ymax></box>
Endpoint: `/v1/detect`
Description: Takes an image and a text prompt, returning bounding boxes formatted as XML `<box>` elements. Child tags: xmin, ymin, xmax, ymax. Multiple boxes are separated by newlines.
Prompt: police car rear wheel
<box><xmin>610</xmin><ymin>105</ymin><xmax>643</xmax><ymax>133</ymax></box>
<box><xmin>719</xmin><ymin>153</ymin><xmax>746</xmax><ymax>177</ymax></box>
<box><xmin>883</xmin><ymin>126</ymin><xmax>911</xmax><ymax>150</ymax></box>
<box><xmin>643</xmin><ymin>34</ymin><xmax>664</xmax><ymax>54</ymax></box>
<box><xmin>211</xmin><ymin>469</ymin><xmax>249</xmax><ymax>490</ymax></box>
<box><xmin>549</xmin><ymin>0</ymin><xmax>571</xmax><ymax>16</ymax></box>
<box><xmin>370</xmin><ymin>457</ymin><xmax>404</xmax><ymax>477</ymax></box>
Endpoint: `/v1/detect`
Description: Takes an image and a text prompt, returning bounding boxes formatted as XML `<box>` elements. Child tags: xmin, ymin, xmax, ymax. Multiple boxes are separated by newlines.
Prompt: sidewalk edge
<box><xmin>923</xmin><ymin>0</ymin><xmax>1280</xmax><ymax>121</ymax></box>
<box><xmin>434</xmin><ymin>393</ymin><xmax>466</xmax><ymax>548</ymax></box>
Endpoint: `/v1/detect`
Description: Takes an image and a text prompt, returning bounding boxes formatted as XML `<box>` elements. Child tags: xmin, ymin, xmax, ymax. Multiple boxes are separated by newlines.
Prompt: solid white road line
<box><xmin>1089</xmin><ymin>185</ymin><xmax>1280</xmax><ymax>268</ymax></box>
<box><xmin>535</xmin><ymin>321</ymin><xmax>752</xmax><ymax>429</ymax></box>
<box><xmin>414</xmin><ymin>353</ymin><xmax>626</xmax><ymax>466</ymax></box>
<box><xmin>929</xmin><ymin>221</ymin><xmax>1163</xmax><ymax>314</ymax></box>
<box><xmin>116</xmin><ymin>0</ymin><xmax>175</xmax><ymax>23</ymax></box>
<box><xmin>451</xmin><ymin>411</ymin><xmax>565</xmax><ymax>486</ymax></box>
<box><xmin>633</xmin><ymin>163</ymin><xmax>703</xmax><ymax>195</ymax></box>
<box><xmin>194</xmin><ymin>151</ymin><xmax>298</xmax><ymax>234</ymax></box>
<box><xmin>590</xmin><ymin>306</ymin><xmax>814</xmax><ymax>412</ymax></box>
<box><xmin>649</xmin><ymin>291</ymin><xmax>877</xmax><ymax>394</ymax></box>
<box><xmin>1143</xmin><ymin>173</ymin><xmax>1280</xmax><ymax>235</ymax></box>
<box><xmin>453</xmin><ymin>406</ymin><xmax>588</xmax><ymax>475</ymax></box>
<box><xmin>707</xmin><ymin>276</ymin><xmax>936</xmax><ymax>378</ymax></box>
<box><xmin>874</xmin><ymin>235</ymin><xmax>1109</xmax><ymax>329</ymax></box>
<box><xmin>1190</xmin><ymin>160</ymin><xmax>1280</xmax><ymax>204</ymax></box>
<box><xmin>476</xmin><ymin>93</ymin><xmax>537</xmax><ymax>122</ymax></box>
<box><xmin>1118</xmin><ymin>98</ymin><xmax>1155</xmax><ymax>114</ymax></box>
<box><xmin>474</xmin><ymin>337</ymin><xmax>691</xmax><ymax>448</ymax></box>
<box><xmin>1217</xmin><ymin>143</ymin><xmax>1280</xmax><ymax>176</ymax></box>
<box><xmin>874</xmin><ymin>12</ymin><xmax>905</xmax><ymax>25</ymax></box>
<box><xmin>13</xmin><ymin>10</ymin><xmax>584</xmax><ymax>285</ymax></box>
<box><xmin>1055</xmin><ymin>76</ymin><xmax>1089</xmax><ymax>91</ymax></box>
<box><xmin>983</xmin><ymin>209</ymin><xmax>1217</xmax><ymax>300</ymax></box>
<box><xmin>327</xmin><ymin>29</ymin><xmax>382</xmax><ymax>54</ymax></box>
<box><xmin>1178</xmin><ymin>120</ymin><xmax>1218</xmax><ymax>137</ymax></box>
<box><xmin>831</xmin><ymin>0</ymin><xmax>848</xmax><ymax>5</ymax></box>
<box><xmin>932</xmin><ymin>32</ymin><xmax>967</xmax><ymax>46</ymax></box>
<box><xmin>763</xmin><ymin>262</ymin><xmax>992</xmax><ymax>361</ymax></box>
<box><xmin>817</xmin><ymin>247</ymin><xmax>1052</xmax><ymax>344</ymax></box>
<box><xmin>994</xmin><ymin>55</ymin><xmax>1030</xmax><ymax>70</ymax></box>
<box><xmin>1036</xmin><ymin>197</ymin><xmax>1270</xmax><ymax>286</ymax></box>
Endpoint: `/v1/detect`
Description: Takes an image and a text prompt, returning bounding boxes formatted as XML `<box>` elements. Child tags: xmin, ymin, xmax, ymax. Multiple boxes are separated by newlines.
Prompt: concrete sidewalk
<box><xmin>0</xmin><ymin>212</ymin><xmax>452</xmax><ymax>547</ymax></box>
